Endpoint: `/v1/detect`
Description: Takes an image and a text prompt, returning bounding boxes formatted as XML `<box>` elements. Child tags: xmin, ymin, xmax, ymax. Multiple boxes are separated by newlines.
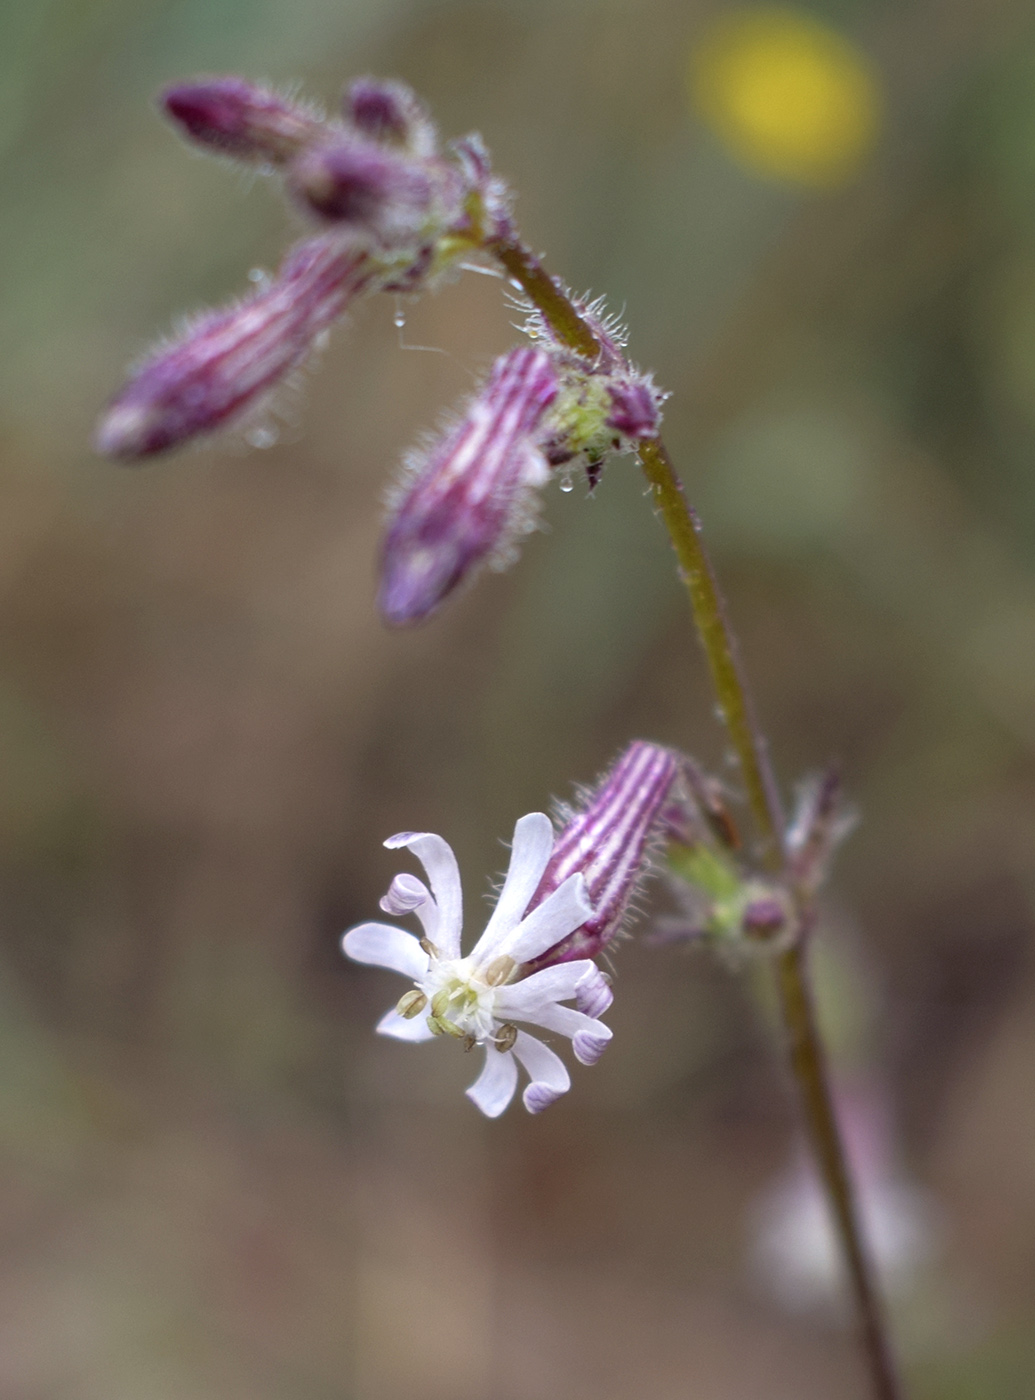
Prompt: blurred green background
<box><xmin>2</xmin><ymin>0</ymin><xmax>1035</xmax><ymax>1395</ymax></box>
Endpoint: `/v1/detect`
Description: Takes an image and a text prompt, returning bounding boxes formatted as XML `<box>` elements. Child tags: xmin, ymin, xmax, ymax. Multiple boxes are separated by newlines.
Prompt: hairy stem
<box><xmin>488</xmin><ymin>231</ymin><xmax>903</xmax><ymax>1400</ymax></box>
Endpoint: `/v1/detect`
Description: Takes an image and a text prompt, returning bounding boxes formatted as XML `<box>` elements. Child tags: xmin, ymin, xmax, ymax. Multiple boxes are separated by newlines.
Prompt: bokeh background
<box><xmin>2</xmin><ymin>0</ymin><xmax>1035</xmax><ymax>1395</ymax></box>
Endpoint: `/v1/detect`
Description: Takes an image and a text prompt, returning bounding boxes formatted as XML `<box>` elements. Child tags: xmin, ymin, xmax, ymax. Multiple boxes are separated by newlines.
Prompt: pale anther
<box><xmin>396</xmin><ymin>988</ymin><xmax>428</xmax><ymax>1019</ymax></box>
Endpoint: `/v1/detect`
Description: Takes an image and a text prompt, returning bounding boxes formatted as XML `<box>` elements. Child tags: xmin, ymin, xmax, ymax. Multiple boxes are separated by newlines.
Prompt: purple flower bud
<box><xmin>288</xmin><ymin>137</ymin><xmax>434</xmax><ymax>241</ymax></box>
<box><xmin>526</xmin><ymin>741</ymin><xmax>679</xmax><ymax>967</ymax></box>
<box><xmin>742</xmin><ymin>894</ymin><xmax>791</xmax><ymax>942</ymax></box>
<box><xmin>345</xmin><ymin>77</ymin><xmax>436</xmax><ymax>155</ymax></box>
<box><xmin>162</xmin><ymin>78</ymin><xmax>324</xmax><ymax>164</ymax></box>
<box><xmin>378</xmin><ymin>346</ymin><xmax>559</xmax><ymax>626</ymax></box>
<box><xmin>606</xmin><ymin>379</ymin><xmax>661</xmax><ymax>439</ymax></box>
<box><xmin>96</xmin><ymin>238</ymin><xmax>371</xmax><ymax>460</ymax></box>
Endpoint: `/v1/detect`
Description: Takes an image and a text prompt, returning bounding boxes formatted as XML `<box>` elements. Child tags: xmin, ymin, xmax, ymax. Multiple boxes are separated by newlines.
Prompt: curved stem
<box><xmin>488</xmin><ymin>231</ymin><xmax>903</xmax><ymax>1400</ymax></box>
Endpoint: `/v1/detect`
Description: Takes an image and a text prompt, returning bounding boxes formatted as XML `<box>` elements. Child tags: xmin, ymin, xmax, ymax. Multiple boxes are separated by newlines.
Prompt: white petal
<box><xmin>465</xmin><ymin>1044</ymin><xmax>519</xmax><ymax>1117</ymax></box>
<box><xmin>342</xmin><ymin>922</ymin><xmax>429</xmax><ymax>978</ymax></box>
<box><xmin>384</xmin><ymin>832</ymin><xmax>463</xmax><ymax>957</ymax></box>
<box><xmin>376</xmin><ymin>1006</ymin><xmax>437</xmax><ymax>1041</ymax></box>
<box><xmin>494</xmin><ymin>959</ymin><xmax>597</xmax><ymax>1011</ymax></box>
<box><xmin>472</xmin><ymin>812</ymin><xmax>556</xmax><ymax>960</ymax></box>
<box><xmin>512</xmin><ymin>1030</ymin><xmax>570</xmax><ymax>1113</ymax></box>
<box><xmin>503</xmin><ymin>873</ymin><xmax>592</xmax><ymax>964</ymax></box>
<box><xmin>503</xmin><ymin>997</ymin><xmax>612</xmax><ymax>1049</ymax></box>
<box><xmin>572</xmin><ymin>1029</ymin><xmax>610</xmax><ymax>1065</ymax></box>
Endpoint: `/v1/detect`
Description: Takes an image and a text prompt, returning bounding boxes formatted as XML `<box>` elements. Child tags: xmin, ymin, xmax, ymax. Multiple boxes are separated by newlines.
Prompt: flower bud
<box><xmin>95</xmin><ymin>238</ymin><xmax>371</xmax><ymax>460</ymax></box>
<box><xmin>162</xmin><ymin>78</ymin><xmax>325</xmax><ymax>164</ymax></box>
<box><xmin>345</xmin><ymin>77</ymin><xmax>437</xmax><ymax>156</ymax></box>
<box><xmin>378</xmin><ymin>346</ymin><xmax>559</xmax><ymax>626</ymax></box>
<box><xmin>526</xmin><ymin>741</ymin><xmax>679</xmax><ymax>967</ymax></box>
<box><xmin>287</xmin><ymin>137</ymin><xmax>434</xmax><ymax>243</ymax></box>
<box><xmin>605</xmin><ymin>379</ymin><xmax>661</xmax><ymax>439</ymax></box>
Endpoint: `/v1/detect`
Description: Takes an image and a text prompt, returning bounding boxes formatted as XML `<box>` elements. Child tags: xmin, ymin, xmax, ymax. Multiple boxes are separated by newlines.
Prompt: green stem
<box><xmin>488</xmin><ymin>231</ymin><xmax>903</xmax><ymax>1400</ymax></box>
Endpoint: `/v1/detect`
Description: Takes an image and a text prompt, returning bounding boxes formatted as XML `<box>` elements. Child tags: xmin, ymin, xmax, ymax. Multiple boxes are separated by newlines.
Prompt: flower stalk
<box><xmin>487</xmin><ymin>231</ymin><xmax>903</xmax><ymax>1400</ymax></box>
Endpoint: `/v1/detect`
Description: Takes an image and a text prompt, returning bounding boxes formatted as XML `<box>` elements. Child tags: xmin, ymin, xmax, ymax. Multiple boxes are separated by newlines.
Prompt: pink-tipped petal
<box><xmin>512</xmin><ymin>1031</ymin><xmax>570</xmax><ymax>1113</ymax></box>
<box><xmin>572</xmin><ymin>1029</ymin><xmax>611</xmax><ymax>1066</ymax></box>
<box><xmin>383</xmin><ymin>831</ymin><xmax>462</xmax><ymax>956</ymax></box>
<box><xmin>575</xmin><ymin>966</ymin><xmax>613</xmax><ymax>1018</ymax></box>
<box><xmin>379</xmin><ymin>872</ymin><xmax>430</xmax><ymax>915</ymax></box>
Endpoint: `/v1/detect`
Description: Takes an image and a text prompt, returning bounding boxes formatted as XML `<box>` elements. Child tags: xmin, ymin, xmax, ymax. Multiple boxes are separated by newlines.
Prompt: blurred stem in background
<box><xmin>491</xmin><ymin>231</ymin><xmax>903</xmax><ymax>1400</ymax></box>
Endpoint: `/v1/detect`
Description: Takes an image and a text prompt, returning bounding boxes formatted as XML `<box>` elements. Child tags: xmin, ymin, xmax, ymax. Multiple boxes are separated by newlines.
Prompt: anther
<box><xmin>495</xmin><ymin>1023</ymin><xmax>518</xmax><ymax>1052</ymax></box>
<box><xmin>483</xmin><ymin>954</ymin><xmax>516</xmax><ymax>987</ymax></box>
<box><xmin>419</xmin><ymin>937</ymin><xmax>440</xmax><ymax>957</ymax></box>
<box><xmin>396</xmin><ymin>989</ymin><xmax>428</xmax><ymax>1019</ymax></box>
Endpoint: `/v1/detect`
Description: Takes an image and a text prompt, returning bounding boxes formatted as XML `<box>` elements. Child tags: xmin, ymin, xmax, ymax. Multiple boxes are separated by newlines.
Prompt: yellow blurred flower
<box><xmin>690</xmin><ymin>7</ymin><xmax>881</xmax><ymax>187</ymax></box>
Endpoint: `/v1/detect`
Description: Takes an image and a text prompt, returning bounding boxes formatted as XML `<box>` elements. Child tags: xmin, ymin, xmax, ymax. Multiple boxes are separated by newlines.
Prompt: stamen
<box><xmin>495</xmin><ymin>1023</ymin><xmax>518</xmax><ymax>1052</ymax></box>
<box><xmin>396</xmin><ymin>988</ymin><xmax>428</xmax><ymax>1019</ymax></box>
<box><xmin>419</xmin><ymin>936</ymin><xmax>440</xmax><ymax>957</ymax></box>
<box><xmin>483</xmin><ymin>953</ymin><xmax>516</xmax><ymax>986</ymax></box>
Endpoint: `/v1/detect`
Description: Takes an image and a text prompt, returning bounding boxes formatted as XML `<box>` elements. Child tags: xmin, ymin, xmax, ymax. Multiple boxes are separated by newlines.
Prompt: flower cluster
<box><xmin>342</xmin><ymin>741</ymin><xmax>678</xmax><ymax>1114</ymax></box>
<box><xmin>96</xmin><ymin>73</ymin><xmax>668</xmax><ymax>626</ymax></box>
<box><xmin>95</xmin><ymin>76</ymin><xmax>508</xmax><ymax>462</ymax></box>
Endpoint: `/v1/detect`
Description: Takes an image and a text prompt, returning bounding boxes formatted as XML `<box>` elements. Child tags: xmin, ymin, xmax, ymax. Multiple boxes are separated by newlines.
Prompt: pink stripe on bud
<box><xmin>162</xmin><ymin>78</ymin><xmax>324</xmax><ymax>164</ymax></box>
<box><xmin>95</xmin><ymin>238</ymin><xmax>371</xmax><ymax>460</ymax></box>
<box><xmin>378</xmin><ymin>347</ymin><xmax>559</xmax><ymax>626</ymax></box>
<box><xmin>527</xmin><ymin>741</ymin><xmax>678</xmax><ymax>966</ymax></box>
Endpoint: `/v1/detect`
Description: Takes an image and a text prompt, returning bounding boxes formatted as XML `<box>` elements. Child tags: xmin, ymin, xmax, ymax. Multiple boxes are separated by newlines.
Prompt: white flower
<box><xmin>342</xmin><ymin>812</ymin><xmax>614</xmax><ymax>1116</ymax></box>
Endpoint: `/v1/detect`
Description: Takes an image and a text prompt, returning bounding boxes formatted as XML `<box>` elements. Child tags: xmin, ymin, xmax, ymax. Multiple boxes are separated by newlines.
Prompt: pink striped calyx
<box><xmin>94</xmin><ymin>238</ymin><xmax>371</xmax><ymax>460</ymax></box>
<box><xmin>525</xmin><ymin>740</ymin><xmax>680</xmax><ymax>968</ymax></box>
<box><xmin>378</xmin><ymin>346</ymin><xmax>559</xmax><ymax>626</ymax></box>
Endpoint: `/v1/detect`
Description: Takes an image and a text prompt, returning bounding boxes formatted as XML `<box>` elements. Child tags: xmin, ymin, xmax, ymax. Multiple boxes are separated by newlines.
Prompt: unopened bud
<box><xmin>162</xmin><ymin>78</ymin><xmax>324</xmax><ymax>164</ymax></box>
<box><xmin>741</xmin><ymin>895</ymin><xmax>791</xmax><ymax>942</ymax></box>
<box><xmin>526</xmin><ymin>740</ymin><xmax>678</xmax><ymax>967</ymax></box>
<box><xmin>605</xmin><ymin>379</ymin><xmax>661</xmax><ymax>439</ymax></box>
<box><xmin>346</xmin><ymin>77</ymin><xmax>437</xmax><ymax>155</ymax></box>
<box><xmin>379</xmin><ymin>346</ymin><xmax>558</xmax><ymax>626</ymax></box>
<box><xmin>96</xmin><ymin>238</ymin><xmax>371</xmax><ymax>460</ymax></box>
<box><xmin>396</xmin><ymin>989</ymin><xmax>428</xmax><ymax>1019</ymax></box>
<box><xmin>288</xmin><ymin>138</ymin><xmax>434</xmax><ymax>242</ymax></box>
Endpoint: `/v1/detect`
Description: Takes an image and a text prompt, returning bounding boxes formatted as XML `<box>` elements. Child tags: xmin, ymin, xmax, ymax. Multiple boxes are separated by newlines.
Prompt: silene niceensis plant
<box><xmin>97</xmin><ymin>75</ymin><xmax>906</xmax><ymax>1400</ymax></box>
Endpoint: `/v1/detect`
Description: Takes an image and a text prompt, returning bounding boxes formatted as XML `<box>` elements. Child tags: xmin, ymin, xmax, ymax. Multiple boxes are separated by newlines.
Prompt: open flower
<box><xmin>342</xmin><ymin>812</ymin><xmax>613</xmax><ymax>1116</ymax></box>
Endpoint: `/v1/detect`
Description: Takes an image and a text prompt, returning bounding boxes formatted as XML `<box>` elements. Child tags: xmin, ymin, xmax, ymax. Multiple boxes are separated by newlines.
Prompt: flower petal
<box><xmin>384</xmin><ymin>831</ymin><xmax>463</xmax><ymax>957</ymax></box>
<box><xmin>512</xmin><ymin>1030</ymin><xmax>570</xmax><ymax>1113</ymax></box>
<box><xmin>342</xmin><ymin>921</ymin><xmax>429</xmax><ymax>978</ymax></box>
<box><xmin>376</xmin><ymin>1005</ymin><xmax>437</xmax><ymax>1041</ymax></box>
<box><xmin>572</xmin><ymin>1029</ymin><xmax>610</xmax><ymax>1065</ymax></box>
<box><xmin>502</xmin><ymin>996</ymin><xmax>612</xmax><ymax>1049</ymax></box>
<box><xmin>575</xmin><ymin>965</ymin><xmax>613</xmax><ymax>1018</ymax></box>
<box><xmin>472</xmin><ymin>812</ymin><xmax>556</xmax><ymax>960</ymax></box>
<box><xmin>465</xmin><ymin>1044</ymin><xmax>519</xmax><ymax>1117</ymax></box>
<box><xmin>503</xmin><ymin>873</ymin><xmax>593</xmax><ymax>964</ymax></box>
<box><xmin>494</xmin><ymin>959</ymin><xmax>598</xmax><ymax>1011</ymax></box>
